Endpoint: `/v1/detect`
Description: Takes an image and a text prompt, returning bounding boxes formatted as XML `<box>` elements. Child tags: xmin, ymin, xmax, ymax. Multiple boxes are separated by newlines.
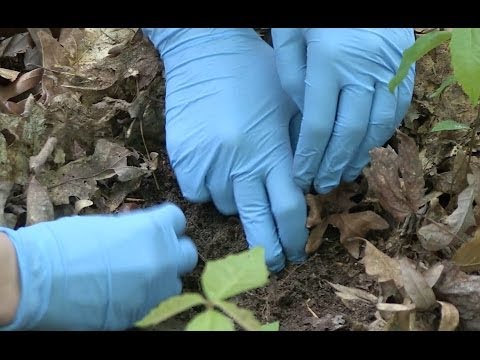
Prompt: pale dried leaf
<box><xmin>437</xmin><ymin>301</ymin><xmax>460</xmax><ymax>331</ymax></box>
<box><xmin>423</xmin><ymin>263</ymin><xmax>445</xmax><ymax>288</ymax></box>
<box><xmin>397</xmin><ymin>130</ymin><xmax>426</xmax><ymax>210</ymax></box>
<box><xmin>27</xmin><ymin>28</ymin><xmax>52</xmax><ymax>49</ymax></box>
<box><xmin>452</xmin><ymin>228</ymin><xmax>480</xmax><ymax>272</ymax></box>
<box><xmin>328</xmin><ymin>282</ymin><xmax>378</xmax><ymax>303</ymax></box>
<box><xmin>0</xmin><ymin>68</ymin><xmax>43</xmax><ymax>104</ymax></box>
<box><xmin>377</xmin><ymin>302</ymin><xmax>415</xmax><ymax>331</ymax></box>
<box><xmin>434</xmin><ymin>262</ymin><xmax>480</xmax><ymax>330</ymax></box>
<box><xmin>306</xmin><ymin>194</ymin><xmax>323</xmax><ymax>228</ymax></box>
<box><xmin>329</xmin><ymin>212</ymin><xmax>389</xmax><ymax>258</ymax></box>
<box><xmin>24</xmin><ymin>47</ymin><xmax>42</xmax><ymax>71</ymax></box>
<box><xmin>74</xmin><ymin>199</ymin><xmax>93</xmax><ymax>214</ymax></box>
<box><xmin>0</xmin><ymin>33</ymin><xmax>30</xmax><ymax>57</ymax></box>
<box><xmin>26</xmin><ymin>176</ymin><xmax>54</xmax><ymax>225</ymax></box>
<box><xmin>305</xmin><ymin>218</ymin><xmax>328</xmax><ymax>254</ymax></box>
<box><xmin>0</xmin><ymin>68</ymin><xmax>19</xmax><ymax>82</ymax></box>
<box><xmin>361</xmin><ymin>239</ymin><xmax>403</xmax><ymax>288</ymax></box>
<box><xmin>399</xmin><ymin>257</ymin><xmax>437</xmax><ymax>311</ymax></box>
<box><xmin>418</xmin><ymin>182</ymin><xmax>476</xmax><ymax>251</ymax></box>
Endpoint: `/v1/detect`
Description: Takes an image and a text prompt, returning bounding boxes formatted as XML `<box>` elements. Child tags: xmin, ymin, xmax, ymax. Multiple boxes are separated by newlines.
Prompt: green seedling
<box><xmin>135</xmin><ymin>247</ymin><xmax>279</xmax><ymax>331</ymax></box>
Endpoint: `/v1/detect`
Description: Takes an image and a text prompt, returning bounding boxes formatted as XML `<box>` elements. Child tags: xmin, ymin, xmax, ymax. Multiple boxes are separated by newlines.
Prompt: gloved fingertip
<box><xmin>177</xmin><ymin>236</ymin><xmax>198</xmax><ymax>276</ymax></box>
<box><xmin>152</xmin><ymin>202</ymin><xmax>187</xmax><ymax>236</ymax></box>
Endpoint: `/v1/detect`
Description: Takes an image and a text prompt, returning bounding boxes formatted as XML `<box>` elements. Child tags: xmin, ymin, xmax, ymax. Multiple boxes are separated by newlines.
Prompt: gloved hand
<box><xmin>143</xmin><ymin>28</ymin><xmax>308</xmax><ymax>272</ymax></box>
<box><xmin>0</xmin><ymin>203</ymin><xmax>197</xmax><ymax>330</ymax></box>
<box><xmin>272</xmin><ymin>28</ymin><xmax>416</xmax><ymax>194</ymax></box>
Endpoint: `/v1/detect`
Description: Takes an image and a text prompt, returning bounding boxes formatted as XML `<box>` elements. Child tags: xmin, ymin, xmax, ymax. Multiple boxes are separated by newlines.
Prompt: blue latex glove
<box><xmin>0</xmin><ymin>203</ymin><xmax>197</xmax><ymax>330</ymax></box>
<box><xmin>272</xmin><ymin>28</ymin><xmax>416</xmax><ymax>194</ymax></box>
<box><xmin>143</xmin><ymin>28</ymin><xmax>308</xmax><ymax>272</ymax></box>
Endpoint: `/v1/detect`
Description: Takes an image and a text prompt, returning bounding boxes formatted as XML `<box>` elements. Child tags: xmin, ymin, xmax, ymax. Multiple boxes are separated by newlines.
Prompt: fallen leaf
<box><xmin>377</xmin><ymin>302</ymin><xmax>415</xmax><ymax>331</ymax></box>
<box><xmin>364</xmin><ymin>131</ymin><xmax>426</xmax><ymax>222</ymax></box>
<box><xmin>0</xmin><ymin>33</ymin><xmax>30</xmax><ymax>57</ymax></box>
<box><xmin>0</xmin><ymin>68</ymin><xmax>43</xmax><ymax>114</ymax></box>
<box><xmin>361</xmin><ymin>239</ymin><xmax>403</xmax><ymax>288</ymax></box>
<box><xmin>433</xmin><ymin>149</ymin><xmax>469</xmax><ymax>195</ymax></box>
<box><xmin>39</xmin><ymin>139</ymin><xmax>148</xmax><ymax>205</ymax></box>
<box><xmin>28</xmin><ymin>28</ymin><xmax>52</xmax><ymax>49</ymax></box>
<box><xmin>0</xmin><ymin>68</ymin><xmax>20</xmax><ymax>82</ymax></box>
<box><xmin>329</xmin><ymin>211</ymin><xmax>389</xmax><ymax>258</ymax></box>
<box><xmin>305</xmin><ymin>219</ymin><xmax>328</xmax><ymax>255</ymax></box>
<box><xmin>452</xmin><ymin>228</ymin><xmax>480</xmax><ymax>272</ymax></box>
<box><xmin>399</xmin><ymin>257</ymin><xmax>437</xmax><ymax>311</ymax></box>
<box><xmin>418</xmin><ymin>182</ymin><xmax>476</xmax><ymax>251</ymax></box>
<box><xmin>437</xmin><ymin>301</ymin><xmax>460</xmax><ymax>331</ymax></box>
<box><xmin>26</xmin><ymin>176</ymin><xmax>54</xmax><ymax>225</ymax></box>
<box><xmin>423</xmin><ymin>263</ymin><xmax>445</xmax><ymax>288</ymax></box>
<box><xmin>329</xmin><ymin>282</ymin><xmax>378</xmax><ymax>303</ymax></box>
<box><xmin>306</xmin><ymin>194</ymin><xmax>324</xmax><ymax>228</ymax></box>
<box><xmin>434</xmin><ymin>262</ymin><xmax>480</xmax><ymax>330</ymax></box>
<box><xmin>314</xmin><ymin>182</ymin><xmax>359</xmax><ymax>214</ymax></box>
<box><xmin>74</xmin><ymin>199</ymin><xmax>93</xmax><ymax>214</ymax></box>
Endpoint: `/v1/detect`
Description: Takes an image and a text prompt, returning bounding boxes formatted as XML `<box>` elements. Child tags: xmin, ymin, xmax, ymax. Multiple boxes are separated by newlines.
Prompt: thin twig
<box><xmin>29</xmin><ymin>137</ymin><xmax>57</xmax><ymax>174</ymax></box>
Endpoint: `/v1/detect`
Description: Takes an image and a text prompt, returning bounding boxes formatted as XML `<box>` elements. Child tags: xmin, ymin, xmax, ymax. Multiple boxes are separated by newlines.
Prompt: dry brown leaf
<box><xmin>74</xmin><ymin>199</ymin><xmax>93</xmax><ymax>214</ymax></box>
<box><xmin>377</xmin><ymin>302</ymin><xmax>415</xmax><ymax>331</ymax></box>
<box><xmin>0</xmin><ymin>68</ymin><xmax>20</xmax><ymax>82</ymax></box>
<box><xmin>306</xmin><ymin>194</ymin><xmax>323</xmax><ymax>228</ymax></box>
<box><xmin>418</xmin><ymin>182</ymin><xmax>476</xmax><ymax>251</ymax></box>
<box><xmin>0</xmin><ymin>68</ymin><xmax>43</xmax><ymax>114</ymax></box>
<box><xmin>305</xmin><ymin>219</ymin><xmax>328</xmax><ymax>255</ymax></box>
<box><xmin>28</xmin><ymin>28</ymin><xmax>52</xmax><ymax>49</ymax></box>
<box><xmin>364</xmin><ymin>131</ymin><xmax>425</xmax><ymax>222</ymax></box>
<box><xmin>314</xmin><ymin>182</ymin><xmax>359</xmax><ymax>214</ymax></box>
<box><xmin>0</xmin><ymin>33</ymin><xmax>30</xmax><ymax>57</ymax></box>
<box><xmin>329</xmin><ymin>211</ymin><xmax>389</xmax><ymax>258</ymax></box>
<box><xmin>397</xmin><ymin>131</ymin><xmax>426</xmax><ymax>210</ymax></box>
<box><xmin>434</xmin><ymin>262</ymin><xmax>480</xmax><ymax>330</ymax></box>
<box><xmin>39</xmin><ymin>139</ymin><xmax>148</xmax><ymax>205</ymax></box>
<box><xmin>103</xmin><ymin>178</ymin><xmax>142</xmax><ymax>212</ymax></box>
<box><xmin>361</xmin><ymin>239</ymin><xmax>403</xmax><ymax>288</ymax></box>
<box><xmin>399</xmin><ymin>257</ymin><xmax>437</xmax><ymax>311</ymax></box>
<box><xmin>423</xmin><ymin>263</ymin><xmax>445</xmax><ymax>288</ymax></box>
<box><xmin>452</xmin><ymin>228</ymin><xmax>480</xmax><ymax>272</ymax></box>
<box><xmin>437</xmin><ymin>301</ymin><xmax>459</xmax><ymax>331</ymax></box>
<box><xmin>26</xmin><ymin>176</ymin><xmax>54</xmax><ymax>226</ymax></box>
<box><xmin>329</xmin><ymin>282</ymin><xmax>378</xmax><ymax>303</ymax></box>
<box><xmin>433</xmin><ymin>149</ymin><xmax>469</xmax><ymax>195</ymax></box>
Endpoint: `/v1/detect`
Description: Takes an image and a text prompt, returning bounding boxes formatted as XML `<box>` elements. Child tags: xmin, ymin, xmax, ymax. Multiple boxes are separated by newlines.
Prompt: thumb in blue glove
<box><xmin>0</xmin><ymin>203</ymin><xmax>197</xmax><ymax>330</ymax></box>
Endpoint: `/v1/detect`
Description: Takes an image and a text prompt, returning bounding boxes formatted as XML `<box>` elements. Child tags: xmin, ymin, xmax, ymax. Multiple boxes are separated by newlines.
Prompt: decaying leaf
<box><xmin>437</xmin><ymin>301</ymin><xmax>460</xmax><ymax>331</ymax></box>
<box><xmin>361</xmin><ymin>239</ymin><xmax>403</xmax><ymax>288</ymax></box>
<box><xmin>0</xmin><ymin>33</ymin><xmax>30</xmax><ymax>58</ymax></box>
<box><xmin>399</xmin><ymin>257</ymin><xmax>437</xmax><ymax>311</ymax></box>
<box><xmin>329</xmin><ymin>282</ymin><xmax>378</xmax><ymax>303</ymax></box>
<box><xmin>364</xmin><ymin>131</ymin><xmax>425</xmax><ymax>222</ymax></box>
<box><xmin>39</xmin><ymin>139</ymin><xmax>149</xmax><ymax>205</ymax></box>
<box><xmin>418</xmin><ymin>181</ymin><xmax>476</xmax><ymax>251</ymax></box>
<box><xmin>305</xmin><ymin>219</ymin><xmax>328</xmax><ymax>255</ymax></box>
<box><xmin>329</xmin><ymin>211</ymin><xmax>389</xmax><ymax>258</ymax></box>
<box><xmin>423</xmin><ymin>263</ymin><xmax>445</xmax><ymax>288</ymax></box>
<box><xmin>377</xmin><ymin>303</ymin><xmax>416</xmax><ymax>331</ymax></box>
<box><xmin>452</xmin><ymin>228</ymin><xmax>480</xmax><ymax>272</ymax></box>
<box><xmin>26</xmin><ymin>176</ymin><xmax>54</xmax><ymax>225</ymax></box>
<box><xmin>306</xmin><ymin>194</ymin><xmax>324</xmax><ymax>229</ymax></box>
<box><xmin>433</xmin><ymin>148</ymin><xmax>469</xmax><ymax>195</ymax></box>
<box><xmin>314</xmin><ymin>182</ymin><xmax>359</xmax><ymax>214</ymax></box>
<box><xmin>0</xmin><ymin>68</ymin><xmax>20</xmax><ymax>82</ymax></box>
<box><xmin>103</xmin><ymin>177</ymin><xmax>142</xmax><ymax>212</ymax></box>
<box><xmin>0</xmin><ymin>68</ymin><xmax>43</xmax><ymax>114</ymax></box>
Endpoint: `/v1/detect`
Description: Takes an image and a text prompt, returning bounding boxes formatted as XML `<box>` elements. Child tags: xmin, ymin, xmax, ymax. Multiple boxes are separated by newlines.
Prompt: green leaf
<box><xmin>451</xmin><ymin>28</ymin><xmax>480</xmax><ymax>105</ymax></box>
<box><xmin>214</xmin><ymin>300</ymin><xmax>262</xmax><ymax>331</ymax></box>
<box><xmin>135</xmin><ymin>293</ymin><xmax>206</xmax><ymax>328</ymax></box>
<box><xmin>429</xmin><ymin>74</ymin><xmax>457</xmax><ymax>98</ymax></box>
<box><xmin>261</xmin><ymin>321</ymin><xmax>280</xmax><ymax>331</ymax></box>
<box><xmin>186</xmin><ymin>309</ymin><xmax>235</xmax><ymax>331</ymax></box>
<box><xmin>430</xmin><ymin>119</ymin><xmax>471</xmax><ymax>132</ymax></box>
<box><xmin>389</xmin><ymin>30</ymin><xmax>452</xmax><ymax>92</ymax></box>
<box><xmin>202</xmin><ymin>247</ymin><xmax>269</xmax><ymax>301</ymax></box>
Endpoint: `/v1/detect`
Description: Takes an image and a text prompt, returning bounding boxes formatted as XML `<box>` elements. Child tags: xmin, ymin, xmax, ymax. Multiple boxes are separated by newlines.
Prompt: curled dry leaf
<box><xmin>433</xmin><ymin>148</ymin><xmax>469</xmax><ymax>195</ymax></box>
<box><xmin>329</xmin><ymin>211</ymin><xmax>389</xmax><ymax>259</ymax></box>
<box><xmin>0</xmin><ymin>68</ymin><xmax>43</xmax><ymax>115</ymax></box>
<box><xmin>423</xmin><ymin>263</ymin><xmax>445</xmax><ymax>288</ymax></box>
<box><xmin>434</xmin><ymin>262</ymin><xmax>480</xmax><ymax>330</ymax></box>
<box><xmin>452</xmin><ymin>228</ymin><xmax>480</xmax><ymax>272</ymax></box>
<box><xmin>437</xmin><ymin>301</ymin><xmax>460</xmax><ymax>331</ymax></box>
<box><xmin>418</xmin><ymin>181</ymin><xmax>476</xmax><ymax>251</ymax></box>
<box><xmin>399</xmin><ymin>257</ymin><xmax>437</xmax><ymax>311</ymax></box>
<box><xmin>305</xmin><ymin>220</ymin><xmax>329</xmax><ymax>255</ymax></box>
<box><xmin>305</xmin><ymin>193</ymin><xmax>328</xmax><ymax>254</ymax></box>
<box><xmin>328</xmin><ymin>282</ymin><xmax>378</xmax><ymax>303</ymax></box>
<box><xmin>0</xmin><ymin>68</ymin><xmax>20</xmax><ymax>82</ymax></box>
<box><xmin>377</xmin><ymin>303</ymin><xmax>416</xmax><ymax>331</ymax></box>
<box><xmin>361</xmin><ymin>239</ymin><xmax>403</xmax><ymax>288</ymax></box>
<box><xmin>364</xmin><ymin>131</ymin><xmax>425</xmax><ymax>222</ymax></box>
<box><xmin>74</xmin><ymin>199</ymin><xmax>93</xmax><ymax>214</ymax></box>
